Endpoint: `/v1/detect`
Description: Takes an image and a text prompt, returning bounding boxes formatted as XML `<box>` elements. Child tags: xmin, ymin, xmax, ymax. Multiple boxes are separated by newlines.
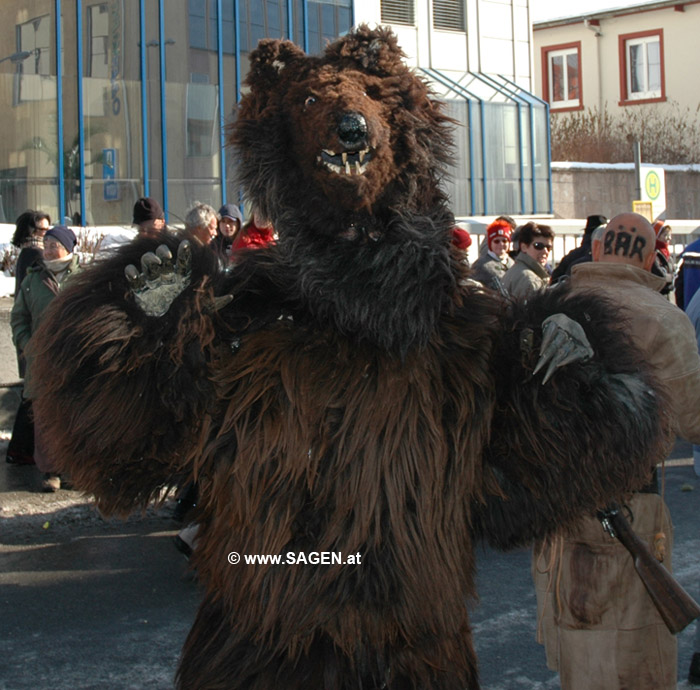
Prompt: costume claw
<box><xmin>539</xmin><ymin>320</ymin><xmax>559</xmax><ymax>355</ymax></box>
<box><xmin>176</xmin><ymin>240</ymin><xmax>192</xmax><ymax>275</ymax></box>
<box><xmin>156</xmin><ymin>244</ymin><xmax>174</xmax><ymax>267</ymax></box>
<box><xmin>141</xmin><ymin>252</ymin><xmax>162</xmax><ymax>281</ymax></box>
<box><xmin>128</xmin><ymin>240</ymin><xmax>193</xmax><ymax>317</ymax></box>
<box><xmin>207</xmin><ymin>294</ymin><xmax>234</xmax><ymax>313</ymax></box>
<box><xmin>534</xmin><ymin>313</ymin><xmax>594</xmax><ymax>384</ymax></box>
<box><xmin>541</xmin><ymin>358</ymin><xmax>560</xmax><ymax>385</ymax></box>
<box><xmin>124</xmin><ymin>264</ymin><xmax>144</xmax><ymax>290</ymax></box>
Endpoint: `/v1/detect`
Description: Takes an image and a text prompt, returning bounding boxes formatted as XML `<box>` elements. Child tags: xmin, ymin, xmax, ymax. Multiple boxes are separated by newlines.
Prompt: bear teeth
<box><xmin>319</xmin><ymin>148</ymin><xmax>371</xmax><ymax>176</ymax></box>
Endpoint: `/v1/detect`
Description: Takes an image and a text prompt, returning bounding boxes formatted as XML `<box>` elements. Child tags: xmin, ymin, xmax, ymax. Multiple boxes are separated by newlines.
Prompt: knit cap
<box><xmin>653</xmin><ymin>220</ymin><xmax>669</xmax><ymax>236</ymax></box>
<box><xmin>45</xmin><ymin>225</ymin><xmax>77</xmax><ymax>252</ymax></box>
<box><xmin>486</xmin><ymin>219</ymin><xmax>512</xmax><ymax>249</ymax></box>
<box><xmin>133</xmin><ymin>197</ymin><xmax>165</xmax><ymax>225</ymax></box>
<box><xmin>451</xmin><ymin>226</ymin><xmax>472</xmax><ymax>250</ymax></box>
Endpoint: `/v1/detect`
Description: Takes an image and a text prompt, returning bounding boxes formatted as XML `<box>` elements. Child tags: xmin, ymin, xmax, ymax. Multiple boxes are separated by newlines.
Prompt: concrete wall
<box><xmin>551</xmin><ymin>165</ymin><xmax>700</xmax><ymax>221</ymax></box>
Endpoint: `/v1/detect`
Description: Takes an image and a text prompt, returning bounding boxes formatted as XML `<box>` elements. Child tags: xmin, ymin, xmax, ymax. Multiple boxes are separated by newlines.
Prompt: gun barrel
<box><xmin>606</xmin><ymin>508</ymin><xmax>700</xmax><ymax>634</ymax></box>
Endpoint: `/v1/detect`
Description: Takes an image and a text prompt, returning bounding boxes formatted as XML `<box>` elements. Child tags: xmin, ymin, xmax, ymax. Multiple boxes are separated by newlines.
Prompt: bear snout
<box><xmin>337</xmin><ymin>111</ymin><xmax>368</xmax><ymax>149</ymax></box>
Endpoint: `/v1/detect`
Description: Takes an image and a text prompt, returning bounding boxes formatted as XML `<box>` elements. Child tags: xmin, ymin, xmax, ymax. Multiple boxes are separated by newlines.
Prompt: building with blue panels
<box><xmin>0</xmin><ymin>0</ymin><xmax>549</xmax><ymax>226</ymax></box>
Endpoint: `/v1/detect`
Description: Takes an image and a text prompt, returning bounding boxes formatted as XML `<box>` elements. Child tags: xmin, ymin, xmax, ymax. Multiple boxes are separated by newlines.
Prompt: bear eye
<box><xmin>304</xmin><ymin>95</ymin><xmax>317</xmax><ymax>107</ymax></box>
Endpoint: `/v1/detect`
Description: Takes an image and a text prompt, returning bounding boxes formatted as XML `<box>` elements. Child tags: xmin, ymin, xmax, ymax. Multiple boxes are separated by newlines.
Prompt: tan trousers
<box><xmin>532</xmin><ymin>493</ymin><xmax>677</xmax><ymax>690</ymax></box>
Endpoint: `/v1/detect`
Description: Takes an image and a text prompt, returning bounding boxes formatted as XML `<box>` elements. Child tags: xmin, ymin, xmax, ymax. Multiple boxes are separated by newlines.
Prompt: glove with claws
<box><xmin>125</xmin><ymin>241</ymin><xmax>192</xmax><ymax>317</ymax></box>
<box><xmin>533</xmin><ymin>313</ymin><xmax>594</xmax><ymax>384</ymax></box>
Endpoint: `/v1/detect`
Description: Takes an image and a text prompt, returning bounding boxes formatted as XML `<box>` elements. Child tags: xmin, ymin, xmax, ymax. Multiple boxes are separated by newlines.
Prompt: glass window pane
<box><xmin>629</xmin><ymin>43</ymin><xmax>643</xmax><ymax>93</ymax></box>
<box><xmin>251</xmin><ymin>0</ymin><xmax>265</xmax><ymax>46</ymax></box>
<box><xmin>307</xmin><ymin>2</ymin><xmax>321</xmax><ymax>54</ymax></box>
<box><xmin>0</xmin><ymin>9</ymin><xmax>59</xmax><ymax>223</ymax></box>
<box><xmin>566</xmin><ymin>53</ymin><xmax>578</xmax><ymax>100</ymax></box>
<box><xmin>647</xmin><ymin>40</ymin><xmax>661</xmax><ymax>92</ymax></box>
<box><xmin>190</xmin><ymin>16</ymin><xmax>207</xmax><ymax>49</ymax></box>
<box><xmin>338</xmin><ymin>7</ymin><xmax>352</xmax><ymax>33</ymax></box>
<box><xmin>165</xmin><ymin>6</ymin><xmax>221</xmax><ymax>221</ymax></box>
<box><xmin>189</xmin><ymin>0</ymin><xmax>204</xmax><ymax>14</ymax></box>
<box><xmin>208</xmin><ymin>0</ymin><xmax>218</xmax><ymax>50</ymax></box>
<box><xmin>88</xmin><ymin>5</ymin><xmax>109</xmax><ymax>79</ymax></box>
<box><xmin>267</xmin><ymin>0</ymin><xmax>281</xmax><ymax>35</ymax></box>
<box><xmin>322</xmin><ymin>4</ymin><xmax>336</xmax><ymax>45</ymax></box>
<box><xmin>82</xmin><ymin>0</ymin><xmax>144</xmax><ymax>225</ymax></box>
<box><xmin>222</xmin><ymin>19</ymin><xmax>235</xmax><ymax>54</ymax></box>
<box><xmin>239</xmin><ymin>0</ymin><xmax>249</xmax><ymax>51</ymax></box>
<box><xmin>251</xmin><ymin>2</ymin><xmax>264</xmax><ymax>24</ymax></box>
<box><xmin>551</xmin><ymin>55</ymin><xmax>563</xmax><ymax>102</ymax></box>
<box><xmin>209</xmin><ymin>18</ymin><xmax>218</xmax><ymax>50</ymax></box>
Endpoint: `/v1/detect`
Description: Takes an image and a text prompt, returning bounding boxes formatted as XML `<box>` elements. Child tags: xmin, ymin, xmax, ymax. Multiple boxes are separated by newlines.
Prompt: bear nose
<box><xmin>337</xmin><ymin>111</ymin><xmax>368</xmax><ymax>148</ymax></box>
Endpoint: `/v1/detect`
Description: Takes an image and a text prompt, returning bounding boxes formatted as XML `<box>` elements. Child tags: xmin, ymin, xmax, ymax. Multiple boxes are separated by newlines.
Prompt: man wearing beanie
<box><xmin>132</xmin><ymin>196</ymin><xmax>165</xmax><ymax>238</ymax></box>
<box><xmin>11</xmin><ymin>225</ymin><xmax>81</xmax><ymax>492</ymax></box>
<box><xmin>469</xmin><ymin>219</ymin><xmax>513</xmax><ymax>292</ymax></box>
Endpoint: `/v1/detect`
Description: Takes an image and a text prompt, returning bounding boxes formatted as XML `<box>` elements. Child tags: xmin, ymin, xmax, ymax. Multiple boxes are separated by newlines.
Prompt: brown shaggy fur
<box><xmin>29</xmin><ymin>26</ymin><xmax>672</xmax><ymax>690</ymax></box>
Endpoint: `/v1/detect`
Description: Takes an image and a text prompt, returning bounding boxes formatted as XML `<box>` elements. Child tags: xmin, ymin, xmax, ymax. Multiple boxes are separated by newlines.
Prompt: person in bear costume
<box><xmin>29</xmin><ymin>26</ymin><xmax>671</xmax><ymax>690</ymax></box>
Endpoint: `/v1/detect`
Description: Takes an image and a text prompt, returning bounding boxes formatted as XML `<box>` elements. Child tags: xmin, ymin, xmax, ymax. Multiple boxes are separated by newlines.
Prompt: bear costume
<box><xmin>29</xmin><ymin>26</ymin><xmax>671</xmax><ymax>690</ymax></box>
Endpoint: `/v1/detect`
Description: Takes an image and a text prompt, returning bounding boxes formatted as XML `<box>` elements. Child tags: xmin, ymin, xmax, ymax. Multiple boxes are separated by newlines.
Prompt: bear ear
<box><xmin>245</xmin><ymin>38</ymin><xmax>306</xmax><ymax>90</ymax></box>
<box><xmin>328</xmin><ymin>24</ymin><xmax>406</xmax><ymax>75</ymax></box>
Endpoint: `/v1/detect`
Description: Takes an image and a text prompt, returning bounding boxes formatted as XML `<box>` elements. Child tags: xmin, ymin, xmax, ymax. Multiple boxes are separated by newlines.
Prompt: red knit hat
<box><xmin>451</xmin><ymin>226</ymin><xmax>472</xmax><ymax>250</ymax></box>
<box><xmin>486</xmin><ymin>219</ymin><xmax>512</xmax><ymax>249</ymax></box>
<box><xmin>653</xmin><ymin>220</ymin><xmax>669</xmax><ymax>236</ymax></box>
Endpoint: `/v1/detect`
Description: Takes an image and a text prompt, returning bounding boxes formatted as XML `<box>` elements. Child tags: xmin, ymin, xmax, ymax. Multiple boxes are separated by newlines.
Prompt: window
<box><xmin>541</xmin><ymin>43</ymin><xmax>581</xmax><ymax>111</ymax></box>
<box><xmin>239</xmin><ymin>0</ymin><xmax>287</xmax><ymax>52</ymax></box>
<box><xmin>188</xmin><ymin>0</ymin><xmax>235</xmax><ymax>54</ymax></box>
<box><xmin>433</xmin><ymin>0</ymin><xmax>465</xmax><ymax>31</ymax></box>
<box><xmin>187</xmin><ymin>73</ymin><xmax>216</xmax><ymax>157</ymax></box>
<box><xmin>619</xmin><ymin>30</ymin><xmax>664</xmax><ymax>104</ymax></box>
<box><xmin>16</xmin><ymin>14</ymin><xmax>52</xmax><ymax>103</ymax></box>
<box><xmin>381</xmin><ymin>0</ymin><xmax>414</xmax><ymax>26</ymax></box>
<box><xmin>88</xmin><ymin>4</ymin><xmax>109</xmax><ymax>78</ymax></box>
<box><xmin>307</xmin><ymin>0</ymin><xmax>352</xmax><ymax>53</ymax></box>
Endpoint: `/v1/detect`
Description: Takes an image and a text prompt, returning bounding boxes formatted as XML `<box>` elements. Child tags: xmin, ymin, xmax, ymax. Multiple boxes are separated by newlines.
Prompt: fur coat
<box><xmin>28</xmin><ymin>26</ymin><xmax>671</xmax><ymax>690</ymax></box>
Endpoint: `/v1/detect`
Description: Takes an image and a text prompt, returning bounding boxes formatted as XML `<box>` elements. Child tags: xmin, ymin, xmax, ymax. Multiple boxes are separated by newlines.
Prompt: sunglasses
<box><xmin>491</xmin><ymin>238</ymin><xmax>509</xmax><ymax>245</ymax></box>
<box><xmin>533</xmin><ymin>241</ymin><xmax>552</xmax><ymax>251</ymax></box>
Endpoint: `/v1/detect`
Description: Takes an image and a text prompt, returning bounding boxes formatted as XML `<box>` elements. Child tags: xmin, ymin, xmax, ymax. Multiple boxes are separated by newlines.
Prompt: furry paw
<box><xmin>533</xmin><ymin>313</ymin><xmax>594</xmax><ymax>384</ymax></box>
<box><xmin>124</xmin><ymin>241</ymin><xmax>192</xmax><ymax>317</ymax></box>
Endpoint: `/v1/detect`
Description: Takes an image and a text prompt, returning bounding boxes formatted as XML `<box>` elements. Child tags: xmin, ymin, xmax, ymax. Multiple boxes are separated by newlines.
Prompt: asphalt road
<box><xmin>0</xmin><ymin>295</ymin><xmax>698</xmax><ymax>689</ymax></box>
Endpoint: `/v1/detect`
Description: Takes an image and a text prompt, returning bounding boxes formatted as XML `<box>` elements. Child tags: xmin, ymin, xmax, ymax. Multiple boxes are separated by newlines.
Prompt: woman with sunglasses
<box><xmin>502</xmin><ymin>221</ymin><xmax>555</xmax><ymax>300</ymax></box>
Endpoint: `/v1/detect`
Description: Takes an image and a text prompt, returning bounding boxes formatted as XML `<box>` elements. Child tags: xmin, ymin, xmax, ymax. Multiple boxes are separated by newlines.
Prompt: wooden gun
<box><xmin>598</xmin><ymin>503</ymin><xmax>700</xmax><ymax>634</ymax></box>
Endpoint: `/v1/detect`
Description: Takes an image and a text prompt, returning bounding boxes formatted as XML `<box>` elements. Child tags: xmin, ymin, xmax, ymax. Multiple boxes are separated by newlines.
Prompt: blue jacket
<box><xmin>675</xmin><ymin>237</ymin><xmax>700</xmax><ymax>310</ymax></box>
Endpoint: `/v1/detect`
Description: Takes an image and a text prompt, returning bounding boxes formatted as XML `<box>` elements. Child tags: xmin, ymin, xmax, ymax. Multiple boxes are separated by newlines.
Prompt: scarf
<box><xmin>655</xmin><ymin>239</ymin><xmax>670</xmax><ymax>260</ymax></box>
<box><xmin>44</xmin><ymin>254</ymin><xmax>74</xmax><ymax>280</ymax></box>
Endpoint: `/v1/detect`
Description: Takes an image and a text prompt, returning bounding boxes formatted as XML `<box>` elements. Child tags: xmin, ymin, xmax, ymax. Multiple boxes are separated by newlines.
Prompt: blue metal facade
<box><xmin>0</xmin><ymin>1</ymin><xmax>548</xmax><ymax>225</ymax></box>
<box><xmin>0</xmin><ymin>0</ymin><xmax>353</xmax><ymax>226</ymax></box>
<box><xmin>421</xmin><ymin>68</ymin><xmax>552</xmax><ymax>217</ymax></box>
